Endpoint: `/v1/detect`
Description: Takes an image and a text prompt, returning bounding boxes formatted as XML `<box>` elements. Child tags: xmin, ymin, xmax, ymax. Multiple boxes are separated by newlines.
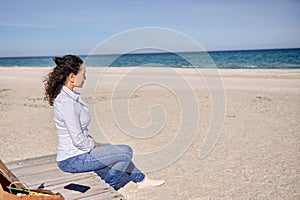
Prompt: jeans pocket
<box><xmin>57</xmin><ymin>160</ymin><xmax>69</xmax><ymax>172</ymax></box>
<box><xmin>58</xmin><ymin>157</ymin><xmax>82</xmax><ymax>173</ymax></box>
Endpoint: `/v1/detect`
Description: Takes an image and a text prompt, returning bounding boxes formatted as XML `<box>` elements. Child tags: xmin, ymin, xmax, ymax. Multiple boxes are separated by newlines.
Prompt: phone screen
<box><xmin>64</xmin><ymin>183</ymin><xmax>90</xmax><ymax>193</ymax></box>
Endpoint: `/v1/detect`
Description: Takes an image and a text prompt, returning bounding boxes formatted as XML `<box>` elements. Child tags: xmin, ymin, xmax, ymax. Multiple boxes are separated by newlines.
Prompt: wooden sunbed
<box><xmin>4</xmin><ymin>154</ymin><xmax>125</xmax><ymax>200</ymax></box>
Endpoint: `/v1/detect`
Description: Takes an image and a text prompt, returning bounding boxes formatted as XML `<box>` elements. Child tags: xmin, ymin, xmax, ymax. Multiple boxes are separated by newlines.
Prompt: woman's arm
<box><xmin>61</xmin><ymin>100</ymin><xmax>95</xmax><ymax>151</ymax></box>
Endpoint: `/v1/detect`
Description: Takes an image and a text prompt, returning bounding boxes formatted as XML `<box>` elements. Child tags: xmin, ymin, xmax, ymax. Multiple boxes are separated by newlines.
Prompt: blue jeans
<box><xmin>57</xmin><ymin>144</ymin><xmax>145</xmax><ymax>190</ymax></box>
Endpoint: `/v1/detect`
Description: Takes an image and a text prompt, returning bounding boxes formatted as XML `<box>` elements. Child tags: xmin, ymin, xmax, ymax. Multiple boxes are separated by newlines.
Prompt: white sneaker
<box><xmin>136</xmin><ymin>176</ymin><xmax>165</xmax><ymax>189</ymax></box>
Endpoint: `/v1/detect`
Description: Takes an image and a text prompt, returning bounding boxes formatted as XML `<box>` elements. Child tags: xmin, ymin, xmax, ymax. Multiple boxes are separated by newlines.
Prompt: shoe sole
<box><xmin>137</xmin><ymin>180</ymin><xmax>165</xmax><ymax>189</ymax></box>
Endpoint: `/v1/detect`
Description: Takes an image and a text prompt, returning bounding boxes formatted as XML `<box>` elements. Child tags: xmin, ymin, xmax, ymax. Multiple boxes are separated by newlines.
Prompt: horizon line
<box><xmin>1</xmin><ymin>47</ymin><xmax>299</xmax><ymax>58</ymax></box>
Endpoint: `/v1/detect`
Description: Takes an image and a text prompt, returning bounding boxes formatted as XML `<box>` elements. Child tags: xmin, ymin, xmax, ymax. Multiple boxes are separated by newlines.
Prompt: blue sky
<box><xmin>0</xmin><ymin>0</ymin><xmax>299</xmax><ymax>57</ymax></box>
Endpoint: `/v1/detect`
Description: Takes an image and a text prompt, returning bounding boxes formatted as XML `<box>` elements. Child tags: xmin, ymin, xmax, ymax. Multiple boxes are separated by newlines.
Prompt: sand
<box><xmin>0</xmin><ymin>67</ymin><xmax>299</xmax><ymax>199</ymax></box>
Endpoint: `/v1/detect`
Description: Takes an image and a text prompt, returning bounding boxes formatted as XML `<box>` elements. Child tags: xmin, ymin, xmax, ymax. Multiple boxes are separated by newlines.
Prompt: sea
<box><xmin>0</xmin><ymin>48</ymin><xmax>299</xmax><ymax>69</ymax></box>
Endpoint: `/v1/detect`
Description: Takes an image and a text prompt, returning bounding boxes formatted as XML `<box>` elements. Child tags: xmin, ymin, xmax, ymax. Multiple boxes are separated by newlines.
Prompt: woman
<box><xmin>44</xmin><ymin>54</ymin><xmax>164</xmax><ymax>190</ymax></box>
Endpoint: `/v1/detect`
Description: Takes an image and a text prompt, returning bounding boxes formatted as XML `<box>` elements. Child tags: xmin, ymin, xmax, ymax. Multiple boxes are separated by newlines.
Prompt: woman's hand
<box><xmin>94</xmin><ymin>142</ymin><xmax>102</xmax><ymax>147</ymax></box>
<box><xmin>90</xmin><ymin>136</ymin><xmax>101</xmax><ymax>148</ymax></box>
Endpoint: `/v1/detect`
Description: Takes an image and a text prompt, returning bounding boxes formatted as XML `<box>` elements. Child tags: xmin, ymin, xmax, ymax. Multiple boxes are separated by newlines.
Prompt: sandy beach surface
<box><xmin>0</xmin><ymin>67</ymin><xmax>299</xmax><ymax>199</ymax></box>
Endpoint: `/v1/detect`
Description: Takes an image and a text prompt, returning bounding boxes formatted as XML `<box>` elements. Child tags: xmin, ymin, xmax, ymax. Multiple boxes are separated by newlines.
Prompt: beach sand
<box><xmin>0</xmin><ymin>67</ymin><xmax>299</xmax><ymax>199</ymax></box>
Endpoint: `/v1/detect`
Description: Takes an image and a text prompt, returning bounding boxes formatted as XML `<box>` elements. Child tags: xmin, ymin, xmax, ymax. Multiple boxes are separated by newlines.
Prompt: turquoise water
<box><xmin>0</xmin><ymin>48</ymin><xmax>299</xmax><ymax>68</ymax></box>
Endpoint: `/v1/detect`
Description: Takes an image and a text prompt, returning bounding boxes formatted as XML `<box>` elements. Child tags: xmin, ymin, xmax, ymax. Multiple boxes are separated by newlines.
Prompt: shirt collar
<box><xmin>61</xmin><ymin>85</ymin><xmax>80</xmax><ymax>101</ymax></box>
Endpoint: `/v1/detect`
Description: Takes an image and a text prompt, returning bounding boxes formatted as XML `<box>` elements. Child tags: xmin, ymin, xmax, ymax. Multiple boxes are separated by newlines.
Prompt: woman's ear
<box><xmin>68</xmin><ymin>73</ymin><xmax>76</xmax><ymax>83</ymax></box>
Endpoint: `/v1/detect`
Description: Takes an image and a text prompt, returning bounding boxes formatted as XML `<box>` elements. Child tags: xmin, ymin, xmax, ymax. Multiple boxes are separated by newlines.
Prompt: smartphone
<box><xmin>64</xmin><ymin>183</ymin><xmax>90</xmax><ymax>193</ymax></box>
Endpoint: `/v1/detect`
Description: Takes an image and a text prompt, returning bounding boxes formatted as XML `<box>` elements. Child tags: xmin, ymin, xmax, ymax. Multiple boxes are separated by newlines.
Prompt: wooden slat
<box><xmin>6</xmin><ymin>154</ymin><xmax>57</xmax><ymax>170</ymax></box>
<box><xmin>18</xmin><ymin>171</ymin><xmax>98</xmax><ymax>189</ymax></box>
<box><xmin>8</xmin><ymin>160</ymin><xmax>58</xmax><ymax>175</ymax></box>
<box><xmin>46</xmin><ymin>177</ymin><xmax>112</xmax><ymax>199</ymax></box>
<box><xmin>5</xmin><ymin>155</ymin><xmax>125</xmax><ymax>200</ymax></box>
<box><xmin>27</xmin><ymin>173</ymin><xmax>97</xmax><ymax>188</ymax></box>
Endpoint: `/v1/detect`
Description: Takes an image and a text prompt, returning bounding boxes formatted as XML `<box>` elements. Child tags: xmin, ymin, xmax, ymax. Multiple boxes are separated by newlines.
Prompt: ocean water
<box><xmin>0</xmin><ymin>48</ymin><xmax>299</xmax><ymax>69</ymax></box>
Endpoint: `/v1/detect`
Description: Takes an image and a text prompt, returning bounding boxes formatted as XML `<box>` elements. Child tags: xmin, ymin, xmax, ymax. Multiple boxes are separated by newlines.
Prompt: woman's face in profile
<box><xmin>74</xmin><ymin>64</ymin><xmax>86</xmax><ymax>88</ymax></box>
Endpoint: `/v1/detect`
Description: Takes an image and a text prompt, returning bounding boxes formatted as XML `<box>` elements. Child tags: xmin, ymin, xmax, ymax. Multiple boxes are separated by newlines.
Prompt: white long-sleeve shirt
<box><xmin>53</xmin><ymin>86</ymin><xmax>95</xmax><ymax>161</ymax></box>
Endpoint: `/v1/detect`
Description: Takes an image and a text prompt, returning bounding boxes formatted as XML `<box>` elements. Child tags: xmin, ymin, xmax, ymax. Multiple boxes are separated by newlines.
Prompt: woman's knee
<box><xmin>117</xmin><ymin>145</ymin><xmax>133</xmax><ymax>159</ymax></box>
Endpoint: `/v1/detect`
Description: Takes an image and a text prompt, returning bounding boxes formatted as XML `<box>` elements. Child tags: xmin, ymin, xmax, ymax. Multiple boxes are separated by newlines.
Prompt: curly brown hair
<box><xmin>44</xmin><ymin>55</ymin><xmax>83</xmax><ymax>106</ymax></box>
